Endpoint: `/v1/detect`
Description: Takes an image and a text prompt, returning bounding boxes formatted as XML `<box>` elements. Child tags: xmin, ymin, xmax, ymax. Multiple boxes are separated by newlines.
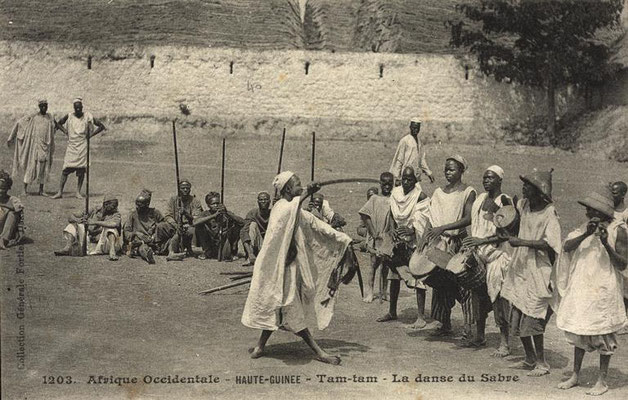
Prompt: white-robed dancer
<box><xmin>241</xmin><ymin>171</ymin><xmax>353</xmax><ymax>365</ymax></box>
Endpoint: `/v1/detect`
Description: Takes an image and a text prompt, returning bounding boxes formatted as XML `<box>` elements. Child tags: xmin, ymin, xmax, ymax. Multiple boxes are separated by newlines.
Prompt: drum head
<box><xmin>446</xmin><ymin>253</ymin><xmax>467</xmax><ymax>275</ymax></box>
<box><xmin>409</xmin><ymin>250</ymin><xmax>436</xmax><ymax>278</ymax></box>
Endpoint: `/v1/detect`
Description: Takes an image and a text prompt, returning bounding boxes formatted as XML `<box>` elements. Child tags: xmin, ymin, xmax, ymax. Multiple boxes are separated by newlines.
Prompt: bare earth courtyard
<box><xmin>1</xmin><ymin>132</ymin><xmax>628</xmax><ymax>400</ymax></box>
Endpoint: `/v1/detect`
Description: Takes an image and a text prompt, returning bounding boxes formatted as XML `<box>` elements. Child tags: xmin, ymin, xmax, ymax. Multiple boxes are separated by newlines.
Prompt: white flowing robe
<box><xmin>8</xmin><ymin>113</ymin><xmax>55</xmax><ymax>184</ymax></box>
<box><xmin>500</xmin><ymin>199</ymin><xmax>562</xmax><ymax>319</ymax></box>
<box><xmin>556</xmin><ymin>220</ymin><xmax>627</xmax><ymax>335</ymax></box>
<box><xmin>389</xmin><ymin>134</ymin><xmax>432</xmax><ymax>181</ymax></box>
<box><xmin>241</xmin><ymin>197</ymin><xmax>352</xmax><ymax>332</ymax></box>
<box><xmin>470</xmin><ymin>192</ymin><xmax>513</xmax><ymax>302</ymax></box>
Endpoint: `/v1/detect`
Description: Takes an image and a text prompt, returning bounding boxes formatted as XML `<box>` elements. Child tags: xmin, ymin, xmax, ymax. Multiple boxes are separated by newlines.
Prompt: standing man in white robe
<box><xmin>242</xmin><ymin>171</ymin><xmax>353</xmax><ymax>365</ymax></box>
<box><xmin>389</xmin><ymin>117</ymin><xmax>434</xmax><ymax>185</ymax></box>
<box><xmin>7</xmin><ymin>99</ymin><xmax>57</xmax><ymax>196</ymax></box>
<box><xmin>52</xmin><ymin>98</ymin><xmax>106</xmax><ymax>199</ymax></box>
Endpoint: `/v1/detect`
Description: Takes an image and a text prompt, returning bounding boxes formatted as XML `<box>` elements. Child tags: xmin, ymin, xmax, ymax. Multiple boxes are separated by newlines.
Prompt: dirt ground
<box><xmin>1</xmin><ymin>131</ymin><xmax>628</xmax><ymax>400</ymax></box>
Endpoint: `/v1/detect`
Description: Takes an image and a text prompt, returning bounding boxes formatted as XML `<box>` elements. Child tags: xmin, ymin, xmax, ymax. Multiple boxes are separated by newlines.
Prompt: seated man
<box><xmin>195</xmin><ymin>192</ymin><xmax>244</xmax><ymax>261</ymax></box>
<box><xmin>123</xmin><ymin>189</ymin><xmax>173</xmax><ymax>264</ymax></box>
<box><xmin>307</xmin><ymin>193</ymin><xmax>346</xmax><ymax>231</ymax></box>
<box><xmin>0</xmin><ymin>170</ymin><xmax>25</xmax><ymax>250</ymax></box>
<box><xmin>54</xmin><ymin>194</ymin><xmax>122</xmax><ymax>261</ymax></box>
<box><xmin>163</xmin><ymin>179</ymin><xmax>203</xmax><ymax>261</ymax></box>
<box><xmin>240</xmin><ymin>191</ymin><xmax>271</xmax><ymax>266</ymax></box>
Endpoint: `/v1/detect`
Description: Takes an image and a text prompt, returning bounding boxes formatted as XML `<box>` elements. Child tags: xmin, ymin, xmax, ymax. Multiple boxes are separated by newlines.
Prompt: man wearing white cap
<box><xmin>389</xmin><ymin>118</ymin><xmax>434</xmax><ymax>185</ymax></box>
<box><xmin>7</xmin><ymin>99</ymin><xmax>58</xmax><ymax>196</ymax></box>
<box><xmin>462</xmin><ymin>165</ymin><xmax>513</xmax><ymax>355</ymax></box>
<box><xmin>52</xmin><ymin>98</ymin><xmax>106</xmax><ymax>199</ymax></box>
<box><xmin>242</xmin><ymin>171</ymin><xmax>353</xmax><ymax>365</ymax></box>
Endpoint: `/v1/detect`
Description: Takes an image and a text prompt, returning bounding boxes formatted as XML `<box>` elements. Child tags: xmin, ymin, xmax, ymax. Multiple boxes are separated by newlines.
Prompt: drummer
<box><xmin>423</xmin><ymin>155</ymin><xmax>476</xmax><ymax>338</ymax></box>
<box><xmin>461</xmin><ymin>165</ymin><xmax>513</xmax><ymax>353</ymax></box>
<box><xmin>376</xmin><ymin>166</ymin><xmax>430</xmax><ymax>330</ymax></box>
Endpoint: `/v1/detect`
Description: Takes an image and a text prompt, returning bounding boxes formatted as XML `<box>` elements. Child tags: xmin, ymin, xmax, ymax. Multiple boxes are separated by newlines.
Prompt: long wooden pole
<box><xmin>310</xmin><ymin>131</ymin><xmax>315</xmax><ymax>182</ymax></box>
<box><xmin>83</xmin><ymin>122</ymin><xmax>91</xmax><ymax>256</ymax></box>
<box><xmin>199</xmin><ymin>278</ymin><xmax>252</xmax><ymax>295</ymax></box>
<box><xmin>220</xmin><ymin>138</ymin><xmax>226</xmax><ymax>203</ymax></box>
<box><xmin>277</xmin><ymin>127</ymin><xmax>286</xmax><ymax>174</ymax></box>
<box><xmin>172</xmin><ymin>120</ymin><xmax>180</xmax><ymax>194</ymax></box>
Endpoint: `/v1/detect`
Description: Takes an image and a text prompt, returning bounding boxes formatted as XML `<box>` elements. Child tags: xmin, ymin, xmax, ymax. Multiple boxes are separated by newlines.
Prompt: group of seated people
<box><xmin>47</xmin><ymin>178</ymin><xmax>346</xmax><ymax>264</ymax></box>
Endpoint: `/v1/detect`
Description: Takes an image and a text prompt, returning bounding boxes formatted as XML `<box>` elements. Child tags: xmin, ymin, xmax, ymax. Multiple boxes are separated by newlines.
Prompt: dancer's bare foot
<box><xmin>586</xmin><ymin>380</ymin><xmax>608</xmax><ymax>396</ymax></box>
<box><xmin>376</xmin><ymin>313</ymin><xmax>397</xmax><ymax>322</ymax></box>
<box><xmin>40</xmin><ymin>192</ymin><xmax>50</xmax><ymax>197</ymax></box>
<box><xmin>404</xmin><ymin>318</ymin><xmax>427</xmax><ymax>330</ymax></box>
<box><xmin>75</xmin><ymin>192</ymin><xmax>85</xmax><ymax>199</ymax></box>
<box><xmin>509</xmin><ymin>360</ymin><xmax>536</xmax><ymax>370</ymax></box>
<box><xmin>557</xmin><ymin>373</ymin><xmax>579</xmax><ymax>390</ymax></box>
<box><xmin>362</xmin><ymin>294</ymin><xmax>374</xmax><ymax>303</ymax></box>
<box><xmin>492</xmin><ymin>345</ymin><xmax>511</xmax><ymax>357</ymax></box>
<box><xmin>248</xmin><ymin>347</ymin><xmax>264</xmax><ymax>359</ymax></box>
<box><xmin>109</xmin><ymin>254</ymin><xmax>119</xmax><ymax>261</ymax></box>
<box><xmin>51</xmin><ymin>192</ymin><xmax>62</xmax><ymax>199</ymax></box>
<box><xmin>315</xmin><ymin>353</ymin><xmax>341</xmax><ymax>365</ymax></box>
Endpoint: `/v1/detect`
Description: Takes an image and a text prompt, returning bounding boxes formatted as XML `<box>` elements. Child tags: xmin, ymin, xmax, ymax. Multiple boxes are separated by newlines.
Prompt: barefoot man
<box><xmin>7</xmin><ymin>99</ymin><xmax>57</xmax><ymax>196</ymax></box>
<box><xmin>52</xmin><ymin>98</ymin><xmax>105</xmax><ymax>199</ymax></box>
<box><xmin>377</xmin><ymin>167</ymin><xmax>430</xmax><ymax>329</ymax></box>
<box><xmin>242</xmin><ymin>171</ymin><xmax>353</xmax><ymax>365</ymax></box>
<box><xmin>359</xmin><ymin>172</ymin><xmax>394</xmax><ymax>302</ymax></box>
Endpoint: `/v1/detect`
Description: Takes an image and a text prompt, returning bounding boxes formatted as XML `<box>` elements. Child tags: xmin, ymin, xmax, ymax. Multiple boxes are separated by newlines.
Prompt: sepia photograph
<box><xmin>1</xmin><ymin>1</ymin><xmax>627</xmax><ymax>399</ymax></box>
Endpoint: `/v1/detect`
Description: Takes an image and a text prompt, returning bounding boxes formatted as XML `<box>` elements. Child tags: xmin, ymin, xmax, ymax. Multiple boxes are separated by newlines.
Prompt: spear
<box><xmin>310</xmin><ymin>131</ymin><xmax>315</xmax><ymax>200</ymax></box>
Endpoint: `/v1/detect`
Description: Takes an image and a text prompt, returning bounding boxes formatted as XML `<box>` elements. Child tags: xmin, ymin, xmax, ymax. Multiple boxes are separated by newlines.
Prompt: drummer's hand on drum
<box><xmin>425</xmin><ymin>226</ymin><xmax>445</xmax><ymax>242</ymax></box>
<box><xmin>396</xmin><ymin>226</ymin><xmax>414</xmax><ymax>238</ymax></box>
<box><xmin>462</xmin><ymin>236</ymin><xmax>483</xmax><ymax>248</ymax></box>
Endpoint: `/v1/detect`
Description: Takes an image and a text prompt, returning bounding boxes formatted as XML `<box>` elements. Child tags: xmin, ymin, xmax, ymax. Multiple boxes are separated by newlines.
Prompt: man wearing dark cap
<box><xmin>123</xmin><ymin>189</ymin><xmax>172</xmax><ymax>264</ymax></box>
<box><xmin>163</xmin><ymin>179</ymin><xmax>203</xmax><ymax>260</ymax></box>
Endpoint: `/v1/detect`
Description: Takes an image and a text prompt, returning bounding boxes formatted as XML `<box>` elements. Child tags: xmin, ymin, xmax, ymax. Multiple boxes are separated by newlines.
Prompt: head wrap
<box><xmin>73</xmin><ymin>97</ymin><xmax>83</xmax><ymax>104</ymax></box>
<box><xmin>38</xmin><ymin>98</ymin><xmax>47</xmax><ymax>105</ymax></box>
<box><xmin>103</xmin><ymin>193</ymin><xmax>118</xmax><ymax>204</ymax></box>
<box><xmin>486</xmin><ymin>165</ymin><xmax>504</xmax><ymax>179</ymax></box>
<box><xmin>257</xmin><ymin>191</ymin><xmax>271</xmax><ymax>199</ymax></box>
<box><xmin>410</xmin><ymin>117</ymin><xmax>422</xmax><ymax>124</ymax></box>
<box><xmin>179</xmin><ymin>179</ymin><xmax>191</xmax><ymax>187</ymax></box>
<box><xmin>446</xmin><ymin>154</ymin><xmax>468</xmax><ymax>172</ymax></box>
<box><xmin>272</xmin><ymin>171</ymin><xmax>295</xmax><ymax>197</ymax></box>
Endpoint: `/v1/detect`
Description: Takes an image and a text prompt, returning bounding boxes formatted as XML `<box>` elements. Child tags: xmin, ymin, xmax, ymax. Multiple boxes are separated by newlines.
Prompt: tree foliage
<box><xmin>453</xmin><ymin>0</ymin><xmax>623</xmax><ymax>87</ymax></box>
<box><xmin>451</xmin><ymin>0</ymin><xmax>623</xmax><ymax>139</ymax></box>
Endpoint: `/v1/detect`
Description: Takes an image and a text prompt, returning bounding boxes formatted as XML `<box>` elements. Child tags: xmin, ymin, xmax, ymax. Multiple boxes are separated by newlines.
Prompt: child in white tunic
<box><xmin>556</xmin><ymin>189</ymin><xmax>627</xmax><ymax>396</ymax></box>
